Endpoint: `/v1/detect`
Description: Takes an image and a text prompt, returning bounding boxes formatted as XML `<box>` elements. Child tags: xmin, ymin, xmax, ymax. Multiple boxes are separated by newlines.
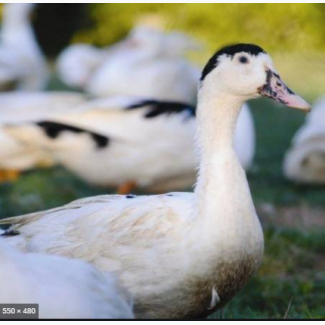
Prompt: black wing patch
<box><xmin>201</xmin><ymin>43</ymin><xmax>266</xmax><ymax>82</ymax></box>
<box><xmin>126</xmin><ymin>100</ymin><xmax>196</xmax><ymax>119</ymax></box>
<box><xmin>37</xmin><ymin>121</ymin><xmax>109</xmax><ymax>149</ymax></box>
<box><xmin>0</xmin><ymin>229</ymin><xmax>20</xmax><ymax>237</ymax></box>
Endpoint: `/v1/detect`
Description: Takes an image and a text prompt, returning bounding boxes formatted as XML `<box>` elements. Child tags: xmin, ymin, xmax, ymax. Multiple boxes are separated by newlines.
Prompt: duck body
<box><xmin>0</xmin><ymin>44</ymin><xmax>310</xmax><ymax>318</ymax></box>
<box><xmin>34</xmin><ymin>99</ymin><xmax>195</xmax><ymax>191</ymax></box>
<box><xmin>57</xmin><ymin>26</ymin><xmax>200</xmax><ymax>103</ymax></box>
<box><xmin>0</xmin><ymin>130</ymin><xmax>52</xmax><ymax>171</ymax></box>
<box><xmin>284</xmin><ymin>96</ymin><xmax>325</xmax><ymax>183</ymax></box>
<box><xmin>83</xmin><ymin>26</ymin><xmax>200</xmax><ymax>104</ymax></box>
<box><xmin>0</xmin><ymin>242</ymin><xmax>134</xmax><ymax>319</ymax></box>
<box><xmin>56</xmin><ymin>36</ymin><xmax>142</xmax><ymax>90</ymax></box>
<box><xmin>0</xmin><ymin>192</ymin><xmax>263</xmax><ymax>319</ymax></box>
<box><xmin>56</xmin><ymin>44</ymin><xmax>110</xmax><ymax>89</ymax></box>
<box><xmin>0</xmin><ymin>4</ymin><xmax>48</xmax><ymax>90</ymax></box>
<box><xmin>4</xmin><ymin>97</ymin><xmax>254</xmax><ymax>191</ymax></box>
<box><xmin>0</xmin><ymin>91</ymin><xmax>86</xmax><ymax>172</ymax></box>
<box><xmin>87</xmin><ymin>55</ymin><xmax>200</xmax><ymax>104</ymax></box>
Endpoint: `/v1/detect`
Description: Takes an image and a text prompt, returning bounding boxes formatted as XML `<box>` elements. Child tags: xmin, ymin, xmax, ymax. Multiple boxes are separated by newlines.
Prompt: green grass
<box><xmin>248</xmin><ymin>98</ymin><xmax>325</xmax><ymax>207</ymax></box>
<box><xmin>0</xmin><ymin>81</ymin><xmax>325</xmax><ymax>319</ymax></box>
<box><xmin>0</xmin><ymin>168</ymin><xmax>108</xmax><ymax>218</ymax></box>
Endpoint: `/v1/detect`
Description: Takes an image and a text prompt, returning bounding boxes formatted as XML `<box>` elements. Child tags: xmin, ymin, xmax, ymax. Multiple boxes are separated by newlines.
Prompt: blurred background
<box><xmin>0</xmin><ymin>3</ymin><xmax>325</xmax><ymax>319</ymax></box>
<box><xmin>31</xmin><ymin>3</ymin><xmax>325</xmax><ymax>98</ymax></box>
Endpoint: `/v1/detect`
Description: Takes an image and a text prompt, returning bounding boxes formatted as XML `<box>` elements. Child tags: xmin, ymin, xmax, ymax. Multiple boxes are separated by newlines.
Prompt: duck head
<box><xmin>200</xmin><ymin>43</ymin><xmax>310</xmax><ymax>112</ymax></box>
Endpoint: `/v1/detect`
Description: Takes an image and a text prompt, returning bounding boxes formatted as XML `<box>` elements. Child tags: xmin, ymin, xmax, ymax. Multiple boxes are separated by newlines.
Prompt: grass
<box><xmin>0</xmin><ymin>77</ymin><xmax>325</xmax><ymax>319</ymax></box>
<box><xmin>248</xmin><ymin>98</ymin><xmax>325</xmax><ymax>207</ymax></box>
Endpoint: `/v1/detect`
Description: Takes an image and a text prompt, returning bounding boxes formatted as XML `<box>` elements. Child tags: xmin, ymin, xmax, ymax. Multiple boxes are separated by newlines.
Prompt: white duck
<box><xmin>0</xmin><ymin>3</ymin><xmax>48</xmax><ymax>90</ymax></box>
<box><xmin>57</xmin><ymin>26</ymin><xmax>200</xmax><ymax>104</ymax></box>
<box><xmin>56</xmin><ymin>44</ymin><xmax>110</xmax><ymax>90</ymax></box>
<box><xmin>3</xmin><ymin>95</ymin><xmax>254</xmax><ymax>193</ymax></box>
<box><xmin>0</xmin><ymin>44</ymin><xmax>310</xmax><ymax>319</ymax></box>
<box><xmin>85</xmin><ymin>26</ymin><xmax>201</xmax><ymax>104</ymax></box>
<box><xmin>284</xmin><ymin>96</ymin><xmax>325</xmax><ymax>183</ymax></box>
<box><xmin>0</xmin><ymin>242</ymin><xmax>134</xmax><ymax>319</ymax></box>
<box><xmin>0</xmin><ymin>91</ymin><xmax>86</xmax><ymax>181</ymax></box>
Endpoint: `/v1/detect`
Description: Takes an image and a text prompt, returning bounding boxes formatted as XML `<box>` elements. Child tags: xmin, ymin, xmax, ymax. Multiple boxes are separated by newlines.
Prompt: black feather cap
<box><xmin>200</xmin><ymin>43</ymin><xmax>266</xmax><ymax>82</ymax></box>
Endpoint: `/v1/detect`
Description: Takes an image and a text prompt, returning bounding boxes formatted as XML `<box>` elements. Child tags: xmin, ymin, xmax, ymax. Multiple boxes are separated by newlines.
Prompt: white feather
<box><xmin>0</xmin><ymin>91</ymin><xmax>86</xmax><ymax>171</ymax></box>
<box><xmin>0</xmin><ymin>4</ymin><xmax>48</xmax><ymax>90</ymax></box>
<box><xmin>56</xmin><ymin>44</ymin><xmax>110</xmax><ymax>89</ymax></box>
<box><xmin>0</xmin><ymin>242</ymin><xmax>134</xmax><ymax>319</ymax></box>
<box><xmin>57</xmin><ymin>26</ymin><xmax>200</xmax><ymax>104</ymax></box>
<box><xmin>284</xmin><ymin>96</ymin><xmax>325</xmax><ymax>183</ymax></box>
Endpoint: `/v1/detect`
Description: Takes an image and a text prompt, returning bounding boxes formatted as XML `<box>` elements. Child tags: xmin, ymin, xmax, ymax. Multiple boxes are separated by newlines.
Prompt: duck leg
<box><xmin>117</xmin><ymin>181</ymin><xmax>137</xmax><ymax>195</ymax></box>
<box><xmin>0</xmin><ymin>169</ymin><xmax>21</xmax><ymax>183</ymax></box>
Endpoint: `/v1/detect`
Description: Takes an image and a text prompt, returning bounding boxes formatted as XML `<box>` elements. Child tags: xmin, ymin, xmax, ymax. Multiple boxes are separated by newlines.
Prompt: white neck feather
<box><xmin>1</xmin><ymin>4</ymin><xmax>48</xmax><ymax>89</ymax></box>
<box><xmin>191</xmin><ymin>81</ymin><xmax>260</xmax><ymax>255</ymax></box>
<box><xmin>1</xmin><ymin>4</ymin><xmax>42</xmax><ymax>60</ymax></box>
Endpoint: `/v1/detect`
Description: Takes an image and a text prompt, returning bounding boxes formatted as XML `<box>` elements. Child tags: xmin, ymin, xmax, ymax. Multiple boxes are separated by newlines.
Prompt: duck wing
<box><xmin>0</xmin><ymin>193</ymin><xmax>193</xmax><ymax>268</ymax></box>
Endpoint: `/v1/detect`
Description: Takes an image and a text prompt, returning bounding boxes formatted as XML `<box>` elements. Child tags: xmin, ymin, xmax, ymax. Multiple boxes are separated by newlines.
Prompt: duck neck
<box><xmin>1</xmin><ymin>4</ymin><xmax>48</xmax><ymax>89</ymax></box>
<box><xmin>2</xmin><ymin>4</ymin><xmax>42</xmax><ymax>60</ymax></box>
<box><xmin>192</xmin><ymin>85</ymin><xmax>257</xmax><ymax>241</ymax></box>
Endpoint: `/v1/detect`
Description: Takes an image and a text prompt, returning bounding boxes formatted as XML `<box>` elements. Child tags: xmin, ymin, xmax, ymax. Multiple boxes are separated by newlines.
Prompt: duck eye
<box><xmin>239</xmin><ymin>56</ymin><xmax>248</xmax><ymax>64</ymax></box>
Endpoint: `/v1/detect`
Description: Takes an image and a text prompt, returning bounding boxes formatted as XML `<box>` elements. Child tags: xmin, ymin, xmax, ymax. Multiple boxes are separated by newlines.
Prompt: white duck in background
<box><xmin>284</xmin><ymin>96</ymin><xmax>325</xmax><ymax>183</ymax></box>
<box><xmin>4</xmin><ymin>96</ymin><xmax>254</xmax><ymax>193</ymax></box>
<box><xmin>0</xmin><ymin>242</ymin><xmax>134</xmax><ymax>319</ymax></box>
<box><xmin>56</xmin><ymin>33</ymin><xmax>138</xmax><ymax>90</ymax></box>
<box><xmin>86</xmin><ymin>26</ymin><xmax>201</xmax><ymax>104</ymax></box>
<box><xmin>56</xmin><ymin>44</ymin><xmax>110</xmax><ymax>90</ymax></box>
<box><xmin>57</xmin><ymin>26</ymin><xmax>200</xmax><ymax>104</ymax></box>
<box><xmin>0</xmin><ymin>91</ymin><xmax>86</xmax><ymax>181</ymax></box>
<box><xmin>0</xmin><ymin>44</ymin><xmax>310</xmax><ymax>319</ymax></box>
<box><xmin>0</xmin><ymin>3</ymin><xmax>48</xmax><ymax>90</ymax></box>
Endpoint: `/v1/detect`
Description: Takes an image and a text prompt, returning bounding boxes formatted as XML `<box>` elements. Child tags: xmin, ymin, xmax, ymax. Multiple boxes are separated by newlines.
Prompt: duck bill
<box><xmin>258</xmin><ymin>69</ymin><xmax>311</xmax><ymax>112</ymax></box>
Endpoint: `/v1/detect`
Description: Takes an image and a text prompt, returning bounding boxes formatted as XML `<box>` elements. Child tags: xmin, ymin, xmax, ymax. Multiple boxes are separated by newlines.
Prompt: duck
<box><xmin>3</xmin><ymin>95</ymin><xmax>254</xmax><ymax>193</ymax></box>
<box><xmin>56</xmin><ymin>44</ymin><xmax>110</xmax><ymax>90</ymax></box>
<box><xmin>284</xmin><ymin>96</ymin><xmax>325</xmax><ymax>183</ymax></box>
<box><xmin>0</xmin><ymin>242</ymin><xmax>134</xmax><ymax>319</ymax></box>
<box><xmin>0</xmin><ymin>44</ymin><xmax>310</xmax><ymax>319</ymax></box>
<box><xmin>0</xmin><ymin>91</ymin><xmax>86</xmax><ymax>182</ymax></box>
<box><xmin>56</xmin><ymin>29</ymin><xmax>141</xmax><ymax>90</ymax></box>
<box><xmin>0</xmin><ymin>3</ymin><xmax>48</xmax><ymax>91</ymax></box>
<box><xmin>57</xmin><ymin>26</ymin><xmax>200</xmax><ymax>104</ymax></box>
<box><xmin>85</xmin><ymin>26</ymin><xmax>201</xmax><ymax>104</ymax></box>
